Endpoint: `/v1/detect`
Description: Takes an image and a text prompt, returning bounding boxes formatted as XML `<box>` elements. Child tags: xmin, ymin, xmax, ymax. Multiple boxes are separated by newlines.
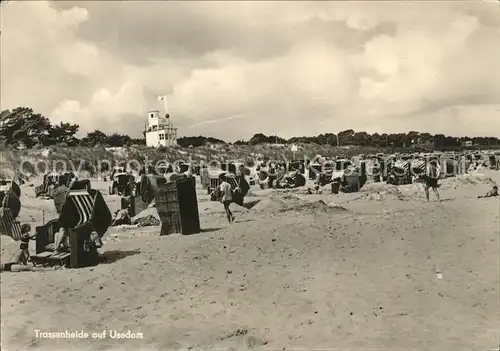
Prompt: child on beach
<box><xmin>219</xmin><ymin>174</ymin><xmax>235</xmax><ymax>223</ymax></box>
<box><xmin>478</xmin><ymin>186</ymin><xmax>498</xmax><ymax>198</ymax></box>
<box><xmin>424</xmin><ymin>160</ymin><xmax>441</xmax><ymax>202</ymax></box>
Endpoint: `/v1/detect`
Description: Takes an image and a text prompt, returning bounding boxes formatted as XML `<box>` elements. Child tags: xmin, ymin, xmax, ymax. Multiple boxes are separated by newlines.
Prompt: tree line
<box><xmin>1</xmin><ymin>107</ymin><xmax>498</xmax><ymax>149</ymax></box>
<box><xmin>235</xmin><ymin>131</ymin><xmax>500</xmax><ymax>149</ymax></box>
<box><xmin>0</xmin><ymin>107</ymin><xmax>144</xmax><ymax>148</ymax></box>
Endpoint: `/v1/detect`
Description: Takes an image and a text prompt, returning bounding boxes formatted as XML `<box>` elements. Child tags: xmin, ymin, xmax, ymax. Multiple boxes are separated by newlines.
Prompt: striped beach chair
<box><xmin>0</xmin><ymin>207</ymin><xmax>22</xmax><ymax>241</ymax></box>
<box><xmin>59</xmin><ymin>190</ymin><xmax>94</xmax><ymax>229</ymax></box>
<box><xmin>390</xmin><ymin>160</ymin><xmax>413</xmax><ymax>185</ymax></box>
<box><xmin>210</xmin><ymin>177</ymin><xmax>222</xmax><ymax>193</ymax></box>
<box><xmin>59</xmin><ymin>189</ymin><xmax>111</xmax><ymax>236</ymax></box>
<box><xmin>411</xmin><ymin>160</ymin><xmax>427</xmax><ymax>176</ymax></box>
<box><xmin>227</xmin><ymin>176</ymin><xmax>238</xmax><ymax>189</ymax></box>
<box><xmin>1</xmin><ymin>188</ymin><xmax>21</xmax><ymax>219</ymax></box>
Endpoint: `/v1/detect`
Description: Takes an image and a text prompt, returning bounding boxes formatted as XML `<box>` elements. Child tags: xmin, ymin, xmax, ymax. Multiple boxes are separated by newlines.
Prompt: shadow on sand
<box><xmin>99</xmin><ymin>249</ymin><xmax>141</xmax><ymax>264</ymax></box>
<box><xmin>234</xmin><ymin>219</ymin><xmax>255</xmax><ymax>224</ymax></box>
<box><xmin>438</xmin><ymin>198</ymin><xmax>454</xmax><ymax>202</ymax></box>
<box><xmin>241</xmin><ymin>200</ymin><xmax>261</xmax><ymax>209</ymax></box>
<box><xmin>200</xmin><ymin>227</ymin><xmax>223</xmax><ymax>234</ymax></box>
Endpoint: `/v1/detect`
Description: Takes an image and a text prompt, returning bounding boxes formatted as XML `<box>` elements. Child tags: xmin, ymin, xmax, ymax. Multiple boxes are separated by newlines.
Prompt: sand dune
<box><xmin>1</xmin><ymin>171</ymin><xmax>499</xmax><ymax>350</ymax></box>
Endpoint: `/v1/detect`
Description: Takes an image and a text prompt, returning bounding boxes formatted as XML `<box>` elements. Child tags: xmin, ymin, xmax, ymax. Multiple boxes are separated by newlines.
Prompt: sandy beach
<box><xmin>1</xmin><ymin>171</ymin><xmax>499</xmax><ymax>351</ymax></box>
<box><xmin>3</xmin><ymin>1</ymin><xmax>500</xmax><ymax>349</ymax></box>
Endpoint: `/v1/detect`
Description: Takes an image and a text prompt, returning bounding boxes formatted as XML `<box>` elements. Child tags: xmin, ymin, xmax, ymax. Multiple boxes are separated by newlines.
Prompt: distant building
<box><xmin>144</xmin><ymin>110</ymin><xmax>178</xmax><ymax>148</ymax></box>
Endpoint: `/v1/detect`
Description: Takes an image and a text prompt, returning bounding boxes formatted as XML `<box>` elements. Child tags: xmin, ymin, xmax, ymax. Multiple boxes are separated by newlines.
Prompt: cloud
<box><xmin>2</xmin><ymin>1</ymin><xmax>499</xmax><ymax>140</ymax></box>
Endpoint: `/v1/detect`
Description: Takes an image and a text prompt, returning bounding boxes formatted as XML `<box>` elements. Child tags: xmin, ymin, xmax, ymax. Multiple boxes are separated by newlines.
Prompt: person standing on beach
<box><xmin>219</xmin><ymin>174</ymin><xmax>235</xmax><ymax>223</ymax></box>
<box><xmin>424</xmin><ymin>160</ymin><xmax>441</xmax><ymax>202</ymax></box>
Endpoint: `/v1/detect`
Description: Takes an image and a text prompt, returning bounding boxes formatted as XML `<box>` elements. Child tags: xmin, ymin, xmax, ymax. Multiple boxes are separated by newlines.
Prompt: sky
<box><xmin>1</xmin><ymin>1</ymin><xmax>500</xmax><ymax>141</ymax></box>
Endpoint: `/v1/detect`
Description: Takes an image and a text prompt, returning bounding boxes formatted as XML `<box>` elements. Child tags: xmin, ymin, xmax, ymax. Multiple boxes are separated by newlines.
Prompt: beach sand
<box><xmin>1</xmin><ymin>171</ymin><xmax>499</xmax><ymax>350</ymax></box>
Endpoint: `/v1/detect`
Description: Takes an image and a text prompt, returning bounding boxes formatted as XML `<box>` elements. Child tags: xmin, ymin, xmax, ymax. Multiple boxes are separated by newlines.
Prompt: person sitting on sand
<box><xmin>1</xmin><ymin>248</ymin><xmax>30</xmax><ymax>272</ymax></box>
<box><xmin>219</xmin><ymin>173</ymin><xmax>235</xmax><ymax>223</ymax></box>
<box><xmin>1</xmin><ymin>250</ymin><xmax>58</xmax><ymax>272</ymax></box>
<box><xmin>478</xmin><ymin>186</ymin><xmax>498</xmax><ymax>198</ymax></box>
<box><xmin>1</xmin><ymin>224</ymin><xmax>35</xmax><ymax>272</ymax></box>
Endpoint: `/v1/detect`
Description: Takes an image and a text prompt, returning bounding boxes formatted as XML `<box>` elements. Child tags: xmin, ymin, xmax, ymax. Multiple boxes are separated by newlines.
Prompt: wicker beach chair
<box><xmin>1</xmin><ymin>187</ymin><xmax>21</xmax><ymax>218</ymax></box>
<box><xmin>0</xmin><ymin>180</ymin><xmax>21</xmax><ymax>200</ymax></box>
<box><xmin>34</xmin><ymin>218</ymin><xmax>61</xmax><ymax>254</ymax></box>
<box><xmin>31</xmin><ymin>219</ymin><xmax>68</xmax><ymax>267</ymax></box>
<box><xmin>0</xmin><ymin>208</ymin><xmax>23</xmax><ymax>241</ymax></box>
<box><xmin>59</xmin><ymin>189</ymin><xmax>111</xmax><ymax>237</ymax></box>
<box><xmin>31</xmin><ymin>189</ymin><xmax>112</xmax><ymax>268</ymax></box>
<box><xmin>156</xmin><ymin>177</ymin><xmax>200</xmax><ymax>235</ymax></box>
<box><xmin>35</xmin><ymin>173</ymin><xmax>60</xmax><ymax>198</ymax></box>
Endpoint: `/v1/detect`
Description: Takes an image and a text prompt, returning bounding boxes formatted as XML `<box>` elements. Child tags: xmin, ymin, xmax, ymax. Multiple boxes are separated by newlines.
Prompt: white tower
<box><xmin>145</xmin><ymin>100</ymin><xmax>178</xmax><ymax>148</ymax></box>
<box><xmin>148</xmin><ymin>110</ymin><xmax>161</xmax><ymax>130</ymax></box>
